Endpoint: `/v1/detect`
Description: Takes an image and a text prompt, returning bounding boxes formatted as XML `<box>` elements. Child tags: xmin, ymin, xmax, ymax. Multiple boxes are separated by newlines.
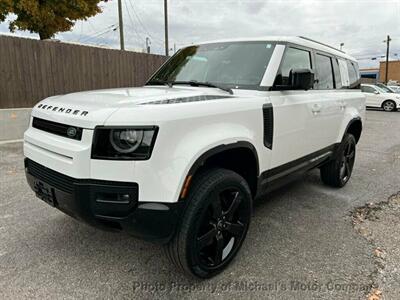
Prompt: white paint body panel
<box><xmin>24</xmin><ymin>37</ymin><xmax>366</xmax><ymax>204</ymax></box>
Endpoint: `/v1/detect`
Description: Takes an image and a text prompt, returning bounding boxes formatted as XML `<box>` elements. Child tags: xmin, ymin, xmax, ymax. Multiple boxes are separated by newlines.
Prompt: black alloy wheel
<box><xmin>195</xmin><ymin>188</ymin><xmax>249</xmax><ymax>270</ymax></box>
<box><xmin>165</xmin><ymin>168</ymin><xmax>252</xmax><ymax>278</ymax></box>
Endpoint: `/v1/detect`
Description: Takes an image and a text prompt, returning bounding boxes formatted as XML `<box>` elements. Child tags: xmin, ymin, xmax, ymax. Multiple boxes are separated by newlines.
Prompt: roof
<box><xmin>360</xmin><ymin>68</ymin><xmax>379</xmax><ymax>72</ymax></box>
<box><xmin>189</xmin><ymin>36</ymin><xmax>356</xmax><ymax>61</ymax></box>
<box><xmin>379</xmin><ymin>60</ymin><xmax>400</xmax><ymax>65</ymax></box>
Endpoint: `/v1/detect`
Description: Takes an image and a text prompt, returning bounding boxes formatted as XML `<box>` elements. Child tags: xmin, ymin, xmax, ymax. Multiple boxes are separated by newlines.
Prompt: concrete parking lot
<box><xmin>1</xmin><ymin>110</ymin><xmax>399</xmax><ymax>299</ymax></box>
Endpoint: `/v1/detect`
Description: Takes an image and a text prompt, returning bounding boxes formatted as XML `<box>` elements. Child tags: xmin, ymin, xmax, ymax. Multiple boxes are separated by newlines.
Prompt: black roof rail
<box><xmin>297</xmin><ymin>36</ymin><xmax>346</xmax><ymax>54</ymax></box>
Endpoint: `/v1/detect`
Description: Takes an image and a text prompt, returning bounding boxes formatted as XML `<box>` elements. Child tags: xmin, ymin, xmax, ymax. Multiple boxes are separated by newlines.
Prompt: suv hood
<box><xmin>31</xmin><ymin>86</ymin><xmax>229</xmax><ymax>129</ymax></box>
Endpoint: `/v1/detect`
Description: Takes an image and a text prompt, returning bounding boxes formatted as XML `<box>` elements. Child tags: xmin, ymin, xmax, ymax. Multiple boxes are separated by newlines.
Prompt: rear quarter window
<box><xmin>332</xmin><ymin>58</ymin><xmax>342</xmax><ymax>89</ymax></box>
<box><xmin>347</xmin><ymin>60</ymin><xmax>360</xmax><ymax>88</ymax></box>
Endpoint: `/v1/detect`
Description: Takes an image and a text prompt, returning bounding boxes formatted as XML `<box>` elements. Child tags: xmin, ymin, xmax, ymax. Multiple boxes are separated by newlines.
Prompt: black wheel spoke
<box><xmin>214</xmin><ymin>233</ymin><xmax>224</xmax><ymax>265</ymax></box>
<box><xmin>345</xmin><ymin>143</ymin><xmax>351</xmax><ymax>156</ymax></box>
<box><xmin>225</xmin><ymin>221</ymin><xmax>245</xmax><ymax>236</ymax></box>
<box><xmin>347</xmin><ymin>150</ymin><xmax>355</xmax><ymax>160</ymax></box>
<box><xmin>211</xmin><ymin>197</ymin><xmax>222</xmax><ymax>219</ymax></box>
<box><xmin>345</xmin><ymin>161</ymin><xmax>351</xmax><ymax>177</ymax></box>
<box><xmin>197</xmin><ymin>227</ymin><xmax>217</xmax><ymax>250</ymax></box>
<box><xmin>224</xmin><ymin>192</ymin><xmax>242</xmax><ymax>221</ymax></box>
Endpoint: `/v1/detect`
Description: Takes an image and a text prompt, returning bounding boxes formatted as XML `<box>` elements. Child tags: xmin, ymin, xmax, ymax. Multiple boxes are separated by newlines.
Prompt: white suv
<box><xmin>24</xmin><ymin>36</ymin><xmax>365</xmax><ymax>278</ymax></box>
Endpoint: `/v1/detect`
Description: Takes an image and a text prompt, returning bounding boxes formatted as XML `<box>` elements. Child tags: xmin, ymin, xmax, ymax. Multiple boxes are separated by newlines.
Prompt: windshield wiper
<box><xmin>146</xmin><ymin>79</ymin><xmax>172</xmax><ymax>88</ymax></box>
<box><xmin>172</xmin><ymin>80</ymin><xmax>234</xmax><ymax>95</ymax></box>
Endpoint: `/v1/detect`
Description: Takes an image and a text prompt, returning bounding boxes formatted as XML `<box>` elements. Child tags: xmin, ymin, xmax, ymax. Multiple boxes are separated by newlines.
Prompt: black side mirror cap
<box><xmin>289</xmin><ymin>68</ymin><xmax>315</xmax><ymax>90</ymax></box>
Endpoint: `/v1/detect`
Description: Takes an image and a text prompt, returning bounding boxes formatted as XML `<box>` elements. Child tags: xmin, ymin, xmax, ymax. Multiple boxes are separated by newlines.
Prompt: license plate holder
<box><xmin>33</xmin><ymin>180</ymin><xmax>57</xmax><ymax>207</ymax></box>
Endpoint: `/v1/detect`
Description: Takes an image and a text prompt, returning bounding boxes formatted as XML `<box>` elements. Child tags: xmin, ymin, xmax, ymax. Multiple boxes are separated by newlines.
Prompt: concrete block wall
<box><xmin>0</xmin><ymin>108</ymin><xmax>31</xmax><ymax>142</ymax></box>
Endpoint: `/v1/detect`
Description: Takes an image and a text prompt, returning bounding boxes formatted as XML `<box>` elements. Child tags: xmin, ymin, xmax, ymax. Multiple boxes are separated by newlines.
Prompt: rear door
<box><xmin>310</xmin><ymin>52</ymin><xmax>344</xmax><ymax>149</ymax></box>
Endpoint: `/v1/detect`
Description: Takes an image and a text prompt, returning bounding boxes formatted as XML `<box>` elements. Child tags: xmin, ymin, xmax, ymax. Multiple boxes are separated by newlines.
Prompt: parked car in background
<box><xmin>375</xmin><ymin>83</ymin><xmax>398</xmax><ymax>94</ymax></box>
<box><xmin>361</xmin><ymin>84</ymin><xmax>400</xmax><ymax>111</ymax></box>
<box><xmin>388</xmin><ymin>85</ymin><xmax>400</xmax><ymax>93</ymax></box>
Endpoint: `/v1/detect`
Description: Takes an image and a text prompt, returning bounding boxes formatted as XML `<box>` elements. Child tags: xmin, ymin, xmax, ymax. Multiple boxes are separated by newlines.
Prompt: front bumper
<box><xmin>25</xmin><ymin>158</ymin><xmax>183</xmax><ymax>243</ymax></box>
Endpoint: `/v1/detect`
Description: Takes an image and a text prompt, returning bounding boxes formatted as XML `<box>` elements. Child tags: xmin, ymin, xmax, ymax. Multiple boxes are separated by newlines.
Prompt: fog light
<box><xmin>118</xmin><ymin>194</ymin><xmax>131</xmax><ymax>202</ymax></box>
<box><xmin>96</xmin><ymin>193</ymin><xmax>132</xmax><ymax>204</ymax></box>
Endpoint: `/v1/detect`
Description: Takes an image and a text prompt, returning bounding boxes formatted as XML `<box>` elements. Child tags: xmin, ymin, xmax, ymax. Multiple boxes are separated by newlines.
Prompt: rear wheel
<box><xmin>320</xmin><ymin>133</ymin><xmax>356</xmax><ymax>188</ymax></box>
<box><xmin>165</xmin><ymin>168</ymin><xmax>252</xmax><ymax>278</ymax></box>
<box><xmin>382</xmin><ymin>100</ymin><xmax>396</xmax><ymax>112</ymax></box>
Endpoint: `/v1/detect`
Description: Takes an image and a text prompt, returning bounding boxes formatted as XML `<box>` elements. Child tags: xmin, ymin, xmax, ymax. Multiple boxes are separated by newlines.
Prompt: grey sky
<box><xmin>1</xmin><ymin>0</ymin><xmax>399</xmax><ymax>68</ymax></box>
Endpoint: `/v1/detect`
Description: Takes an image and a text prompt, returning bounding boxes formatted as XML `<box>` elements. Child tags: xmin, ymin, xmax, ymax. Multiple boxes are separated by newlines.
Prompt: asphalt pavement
<box><xmin>1</xmin><ymin>110</ymin><xmax>399</xmax><ymax>299</ymax></box>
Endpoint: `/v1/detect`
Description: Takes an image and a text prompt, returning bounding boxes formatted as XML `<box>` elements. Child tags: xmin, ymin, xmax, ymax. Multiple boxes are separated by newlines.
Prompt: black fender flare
<box><xmin>179</xmin><ymin>141</ymin><xmax>260</xmax><ymax>199</ymax></box>
<box><xmin>343</xmin><ymin>117</ymin><xmax>362</xmax><ymax>143</ymax></box>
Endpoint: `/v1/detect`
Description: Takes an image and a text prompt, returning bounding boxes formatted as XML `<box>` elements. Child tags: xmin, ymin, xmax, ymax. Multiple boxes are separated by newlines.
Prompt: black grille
<box><xmin>25</xmin><ymin>159</ymin><xmax>75</xmax><ymax>193</ymax></box>
<box><xmin>263</xmin><ymin>104</ymin><xmax>274</xmax><ymax>149</ymax></box>
<box><xmin>25</xmin><ymin>159</ymin><xmax>139</xmax><ymax>197</ymax></box>
<box><xmin>32</xmin><ymin>117</ymin><xmax>83</xmax><ymax>140</ymax></box>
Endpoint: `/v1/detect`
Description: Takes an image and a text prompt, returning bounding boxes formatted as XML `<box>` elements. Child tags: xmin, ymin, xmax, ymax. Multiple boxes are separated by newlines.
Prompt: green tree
<box><xmin>0</xmin><ymin>0</ymin><xmax>108</xmax><ymax>40</ymax></box>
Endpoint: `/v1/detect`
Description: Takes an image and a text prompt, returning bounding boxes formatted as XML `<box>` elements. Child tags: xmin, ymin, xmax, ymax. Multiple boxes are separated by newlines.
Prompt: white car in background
<box><xmin>361</xmin><ymin>84</ymin><xmax>400</xmax><ymax>112</ymax></box>
<box><xmin>388</xmin><ymin>85</ymin><xmax>400</xmax><ymax>93</ymax></box>
<box><xmin>375</xmin><ymin>83</ymin><xmax>400</xmax><ymax>94</ymax></box>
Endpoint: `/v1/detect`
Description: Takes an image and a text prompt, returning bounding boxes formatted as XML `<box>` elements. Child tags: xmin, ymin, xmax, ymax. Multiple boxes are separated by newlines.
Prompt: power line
<box><xmin>128</xmin><ymin>1</ymin><xmax>165</xmax><ymax>44</ymax></box>
<box><xmin>80</xmin><ymin>24</ymin><xmax>118</xmax><ymax>43</ymax></box>
<box><xmin>124</xmin><ymin>0</ymin><xmax>146</xmax><ymax>46</ymax></box>
<box><xmin>126</xmin><ymin>0</ymin><xmax>164</xmax><ymax>47</ymax></box>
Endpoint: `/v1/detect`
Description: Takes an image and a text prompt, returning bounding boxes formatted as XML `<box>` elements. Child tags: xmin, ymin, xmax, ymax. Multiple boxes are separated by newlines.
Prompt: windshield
<box><xmin>375</xmin><ymin>86</ymin><xmax>389</xmax><ymax>93</ymax></box>
<box><xmin>149</xmin><ymin>41</ymin><xmax>276</xmax><ymax>90</ymax></box>
<box><xmin>376</xmin><ymin>84</ymin><xmax>393</xmax><ymax>93</ymax></box>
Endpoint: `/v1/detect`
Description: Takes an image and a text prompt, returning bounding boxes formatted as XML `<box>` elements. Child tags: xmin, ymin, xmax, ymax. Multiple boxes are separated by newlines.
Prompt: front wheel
<box><xmin>382</xmin><ymin>100</ymin><xmax>396</xmax><ymax>112</ymax></box>
<box><xmin>320</xmin><ymin>133</ymin><xmax>356</xmax><ymax>188</ymax></box>
<box><xmin>165</xmin><ymin>168</ymin><xmax>252</xmax><ymax>278</ymax></box>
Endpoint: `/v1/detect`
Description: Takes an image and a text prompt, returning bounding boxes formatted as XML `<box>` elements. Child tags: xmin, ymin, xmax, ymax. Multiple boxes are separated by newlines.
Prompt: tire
<box><xmin>382</xmin><ymin>100</ymin><xmax>396</xmax><ymax>112</ymax></box>
<box><xmin>320</xmin><ymin>133</ymin><xmax>356</xmax><ymax>188</ymax></box>
<box><xmin>165</xmin><ymin>168</ymin><xmax>252</xmax><ymax>278</ymax></box>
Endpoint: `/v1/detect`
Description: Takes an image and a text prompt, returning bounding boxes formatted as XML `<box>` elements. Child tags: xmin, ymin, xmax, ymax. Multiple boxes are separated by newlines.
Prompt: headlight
<box><xmin>92</xmin><ymin>126</ymin><xmax>158</xmax><ymax>160</ymax></box>
<box><xmin>110</xmin><ymin>129</ymin><xmax>144</xmax><ymax>153</ymax></box>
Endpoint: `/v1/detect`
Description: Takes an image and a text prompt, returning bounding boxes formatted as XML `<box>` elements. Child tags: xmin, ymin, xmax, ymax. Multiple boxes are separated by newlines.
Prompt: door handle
<box><xmin>312</xmin><ymin>104</ymin><xmax>322</xmax><ymax>114</ymax></box>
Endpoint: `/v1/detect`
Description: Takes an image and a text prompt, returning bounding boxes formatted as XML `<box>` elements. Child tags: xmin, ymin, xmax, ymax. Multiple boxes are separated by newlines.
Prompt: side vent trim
<box><xmin>263</xmin><ymin>103</ymin><xmax>274</xmax><ymax>149</ymax></box>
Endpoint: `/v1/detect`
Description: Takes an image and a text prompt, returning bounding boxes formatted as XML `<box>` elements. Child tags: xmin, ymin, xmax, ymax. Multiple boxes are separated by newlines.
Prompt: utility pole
<box><xmin>118</xmin><ymin>0</ymin><xmax>125</xmax><ymax>50</ymax></box>
<box><xmin>164</xmin><ymin>0</ymin><xmax>169</xmax><ymax>56</ymax></box>
<box><xmin>384</xmin><ymin>35</ymin><xmax>391</xmax><ymax>84</ymax></box>
<box><xmin>146</xmin><ymin>37</ymin><xmax>151</xmax><ymax>54</ymax></box>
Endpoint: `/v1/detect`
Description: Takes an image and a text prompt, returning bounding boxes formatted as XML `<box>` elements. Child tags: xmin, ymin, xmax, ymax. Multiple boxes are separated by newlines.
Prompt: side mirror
<box><xmin>374</xmin><ymin>91</ymin><xmax>379</xmax><ymax>94</ymax></box>
<box><xmin>289</xmin><ymin>69</ymin><xmax>315</xmax><ymax>90</ymax></box>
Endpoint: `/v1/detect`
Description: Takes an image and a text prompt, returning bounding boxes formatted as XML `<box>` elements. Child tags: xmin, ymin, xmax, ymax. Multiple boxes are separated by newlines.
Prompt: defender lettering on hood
<box><xmin>37</xmin><ymin>103</ymin><xmax>89</xmax><ymax>116</ymax></box>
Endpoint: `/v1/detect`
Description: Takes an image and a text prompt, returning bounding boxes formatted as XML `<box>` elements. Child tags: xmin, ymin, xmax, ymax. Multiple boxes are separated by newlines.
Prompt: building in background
<box><xmin>360</xmin><ymin>68</ymin><xmax>380</xmax><ymax>83</ymax></box>
<box><xmin>379</xmin><ymin>61</ymin><xmax>400</xmax><ymax>84</ymax></box>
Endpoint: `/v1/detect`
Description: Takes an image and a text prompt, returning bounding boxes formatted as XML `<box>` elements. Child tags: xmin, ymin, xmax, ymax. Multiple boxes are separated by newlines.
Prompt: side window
<box><xmin>275</xmin><ymin>47</ymin><xmax>312</xmax><ymax>86</ymax></box>
<box><xmin>347</xmin><ymin>60</ymin><xmax>360</xmax><ymax>88</ymax></box>
<box><xmin>332</xmin><ymin>58</ymin><xmax>342</xmax><ymax>89</ymax></box>
<box><xmin>361</xmin><ymin>86</ymin><xmax>376</xmax><ymax>93</ymax></box>
<box><xmin>315</xmin><ymin>54</ymin><xmax>334</xmax><ymax>89</ymax></box>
